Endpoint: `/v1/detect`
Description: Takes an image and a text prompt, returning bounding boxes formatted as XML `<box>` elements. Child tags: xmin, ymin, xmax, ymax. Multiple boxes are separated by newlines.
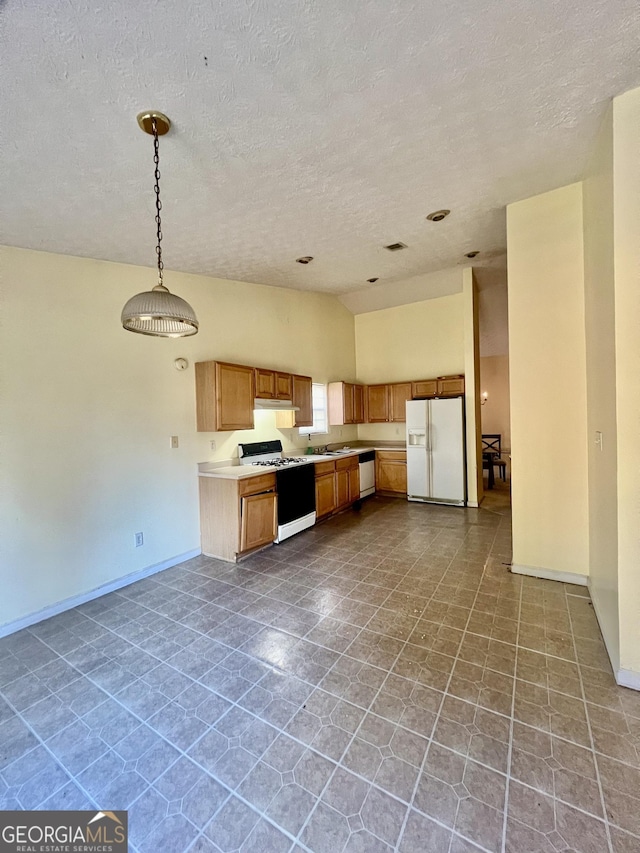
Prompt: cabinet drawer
<box><xmin>238</xmin><ymin>473</ymin><xmax>276</xmax><ymax>497</ymax></box>
<box><xmin>376</xmin><ymin>451</ymin><xmax>407</xmax><ymax>462</ymax></box>
<box><xmin>336</xmin><ymin>455</ymin><xmax>358</xmax><ymax>470</ymax></box>
<box><xmin>315</xmin><ymin>460</ymin><xmax>336</xmax><ymax>476</ymax></box>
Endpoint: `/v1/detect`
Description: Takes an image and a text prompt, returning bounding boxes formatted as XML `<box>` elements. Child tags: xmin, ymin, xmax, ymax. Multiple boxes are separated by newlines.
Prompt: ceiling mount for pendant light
<box><xmin>121</xmin><ymin>111</ymin><xmax>199</xmax><ymax>337</ymax></box>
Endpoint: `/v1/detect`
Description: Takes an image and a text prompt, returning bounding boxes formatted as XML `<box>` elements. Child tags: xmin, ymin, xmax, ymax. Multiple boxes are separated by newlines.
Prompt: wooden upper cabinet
<box><xmin>365</xmin><ymin>382</ymin><xmax>410</xmax><ymax>422</ymax></box>
<box><xmin>292</xmin><ymin>374</ymin><xmax>312</xmax><ymax>427</ymax></box>
<box><xmin>389</xmin><ymin>383</ymin><xmax>412</xmax><ymax>422</ymax></box>
<box><xmin>411</xmin><ymin>376</ymin><xmax>464</xmax><ymax>400</ymax></box>
<box><xmin>329</xmin><ymin>382</ymin><xmax>366</xmax><ymax>425</ymax></box>
<box><xmin>215</xmin><ymin>362</ymin><xmax>255</xmax><ymax>430</ymax></box>
<box><xmin>354</xmin><ymin>384</ymin><xmax>365</xmax><ymax>424</ymax></box>
<box><xmin>255</xmin><ymin>369</ymin><xmax>292</xmax><ymax>400</ymax></box>
<box><xmin>366</xmin><ymin>384</ymin><xmax>389</xmax><ymax>423</ymax></box>
<box><xmin>437</xmin><ymin>375</ymin><xmax>465</xmax><ymax>396</ymax></box>
<box><xmin>255</xmin><ymin>368</ymin><xmax>276</xmax><ymax>399</ymax></box>
<box><xmin>412</xmin><ymin>379</ymin><xmax>438</xmax><ymax>398</ymax></box>
<box><xmin>274</xmin><ymin>374</ymin><xmax>312</xmax><ymax>428</ymax></box>
<box><xmin>196</xmin><ymin>361</ymin><xmax>255</xmax><ymax>432</ymax></box>
<box><xmin>343</xmin><ymin>384</ymin><xmax>355</xmax><ymax>424</ymax></box>
<box><xmin>275</xmin><ymin>372</ymin><xmax>293</xmax><ymax>400</ymax></box>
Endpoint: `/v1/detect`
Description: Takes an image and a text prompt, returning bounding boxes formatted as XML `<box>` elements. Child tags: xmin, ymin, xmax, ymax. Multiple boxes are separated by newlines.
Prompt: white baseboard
<box><xmin>0</xmin><ymin>549</ymin><xmax>201</xmax><ymax>639</ymax></box>
<box><xmin>616</xmin><ymin>668</ymin><xmax>640</xmax><ymax>692</ymax></box>
<box><xmin>467</xmin><ymin>500</ymin><xmax>479</xmax><ymax>508</ymax></box>
<box><xmin>510</xmin><ymin>563</ymin><xmax>588</xmax><ymax>586</ymax></box>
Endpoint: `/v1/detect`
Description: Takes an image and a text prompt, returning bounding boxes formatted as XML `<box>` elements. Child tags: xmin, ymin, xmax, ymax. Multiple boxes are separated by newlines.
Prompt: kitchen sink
<box><xmin>325</xmin><ymin>449</ymin><xmax>353</xmax><ymax>455</ymax></box>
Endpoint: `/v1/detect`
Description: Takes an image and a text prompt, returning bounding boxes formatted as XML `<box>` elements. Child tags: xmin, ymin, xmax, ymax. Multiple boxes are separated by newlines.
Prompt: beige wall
<box><xmin>480</xmin><ymin>356</ymin><xmax>511</xmax><ymax>455</ymax></box>
<box><xmin>354</xmin><ymin>291</ymin><xmax>465</xmax><ymax>384</ymax></box>
<box><xmin>507</xmin><ymin>183</ymin><xmax>590</xmax><ymax>580</ymax></box>
<box><xmin>612</xmin><ymin>88</ymin><xmax>640</xmax><ymax>678</ymax></box>
<box><xmin>583</xmin><ymin>103</ymin><xmax>620</xmax><ymax>669</ymax></box>
<box><xmin>354</xmin><ymin>290</ymin><xmax>465</xmax><ymax>445</ymax></box>
<box><xmin>353</xmin><ymin>280</ymin><xmax>480</xmax><ymax>505</ymax></box>
<box><xmin>0</xmin><ymin>246</ymin><xmax>356</xmax><ymax>630</ymax></box>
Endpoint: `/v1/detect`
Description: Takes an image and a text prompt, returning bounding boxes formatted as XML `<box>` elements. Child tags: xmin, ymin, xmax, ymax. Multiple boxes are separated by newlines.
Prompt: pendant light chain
<box><xmin>121</xmin><ymin>110</ymin><xmax>198</xmax><ymax>336</ymax></box>
<box><xmin>152</xmin><ymin>117</ymin><xmax>164</xmax><ymax>289</ymax></box>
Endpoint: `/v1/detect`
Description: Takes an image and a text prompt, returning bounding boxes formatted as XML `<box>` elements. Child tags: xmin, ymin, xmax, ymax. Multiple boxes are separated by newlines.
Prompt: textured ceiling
<box><xmin>3</xmin><ymin>0</ymin><xmax>640</xmax><ymax>296</ymax></box>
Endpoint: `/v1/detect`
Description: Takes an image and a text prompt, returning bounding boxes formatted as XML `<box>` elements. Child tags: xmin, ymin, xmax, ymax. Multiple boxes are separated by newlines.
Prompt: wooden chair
<box><xmin>481</xmin><ymin>434</ymin><xmax>507</xmax><ymax>481</ymax></box>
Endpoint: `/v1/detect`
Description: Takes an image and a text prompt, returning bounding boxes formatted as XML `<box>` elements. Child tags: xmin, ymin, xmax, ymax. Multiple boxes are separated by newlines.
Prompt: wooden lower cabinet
<box><xmin>315</xmin><ymin>471</ymin><xmax>336</xmax><ymax>519</ymax></box>
<box><xmin>335</xmin><ymin>468</ymin><xmax>350</xmax><ymax>510</ymax></box>
<box><xmin>375</xmin><ymin>451</ymin><xmax>407</xmax><ymax>494</ymax></box>
<box><xmin>337</xmin><ymin>456</ymin><xmax>360</xmax><ymax>507</ymax></box>
<box><xmin>349</xmin><ymin>464</ymin><xmax>360</xmax><ymax>503</ymax></box>
<box><xmin>240</xmin><ymin>492</ymin><xmax>277</xmax><ymax>552</ymax></box>
<box><xmin>199</xmin><ymin>472</ymin><xmax>277</xmax><ymax>562</ymax></box>
<box><xmin>315</xmin><ymin>456</ymin><xmax>360</xmax><ymax>518</ymax></box>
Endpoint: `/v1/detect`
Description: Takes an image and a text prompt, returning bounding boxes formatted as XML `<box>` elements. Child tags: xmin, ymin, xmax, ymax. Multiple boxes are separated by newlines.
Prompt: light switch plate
<box><xmin>170</xmin><ymin>436</ymin><xmax>179</xmax><ymax>449</ymax></box>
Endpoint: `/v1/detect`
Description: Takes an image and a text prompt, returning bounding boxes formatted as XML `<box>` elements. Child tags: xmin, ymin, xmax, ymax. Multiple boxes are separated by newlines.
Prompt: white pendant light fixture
<box><xmin>121</xmin><ymin>111</ymin><xmax>199</xmax><ymax>337</ymax></box>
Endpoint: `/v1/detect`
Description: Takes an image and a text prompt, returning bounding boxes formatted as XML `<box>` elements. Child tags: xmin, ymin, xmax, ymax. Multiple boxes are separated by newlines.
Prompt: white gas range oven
<box><xmin>238</xmin><ymin>440</ymin><xmax>316</xmax><ymax>542</ymax></box>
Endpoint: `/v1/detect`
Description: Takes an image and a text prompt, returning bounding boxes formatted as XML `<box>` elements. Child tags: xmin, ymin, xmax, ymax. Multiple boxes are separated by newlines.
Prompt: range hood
<box><xmin>253</xmin><ymin>399</ymin><xmax>300</xmax><ymax>411</ymax></box>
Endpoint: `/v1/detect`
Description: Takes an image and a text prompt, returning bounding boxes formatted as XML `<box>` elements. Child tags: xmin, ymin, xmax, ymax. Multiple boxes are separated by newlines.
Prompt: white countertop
<box><xmin>198</xmin><ymin>445</ymin><xmax>406</xmax><ymax>480</ymax></box>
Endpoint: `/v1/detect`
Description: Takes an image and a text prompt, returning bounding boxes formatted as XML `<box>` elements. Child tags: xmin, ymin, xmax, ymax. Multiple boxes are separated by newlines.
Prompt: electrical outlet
<box><xmin>135</xmin><ymin>532</ymin><xmax>143</xmax><ymax>547</ymax></box>
<box><xmin>170</xmin><ymin>435</ymin><xmax>179</xmax><ymax>449</ymax></box>
<box><xmin>210</xmin><ymin>440</ymin><xmax>216</xmax><ymax>451</ymax></box>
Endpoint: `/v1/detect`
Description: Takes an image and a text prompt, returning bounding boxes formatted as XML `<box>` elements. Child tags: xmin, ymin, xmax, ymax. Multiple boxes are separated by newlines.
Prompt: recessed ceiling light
<box><xmin>426</xmin><ymin>209</ymin><xmax>450</xmax><ymax>222</ymax></box>
<box><xmin>296</xmin><ymin>256</ymin><xmax>314</xmax><ymax>264</ymax></box>
<box><xmin>464</xmin><ymin>250</ymin><xmax>480</xmax><ymax>258</ymax></box>
<box><xmin>367</xmin><ymin>278</ymin><xmax>379</xmax><ymax>283</ymax></box>
<box><xmin>384</xmin><ymin>242</ymin><xmax>407</xmax><ymax>251</ymax></box>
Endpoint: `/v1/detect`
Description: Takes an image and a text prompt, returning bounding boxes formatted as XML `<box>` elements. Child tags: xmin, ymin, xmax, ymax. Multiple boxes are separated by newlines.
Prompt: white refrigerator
<box><xmin>406</xmin><ymin>398</ymin><xmax>466</xmax><ymax>506</ymax></box>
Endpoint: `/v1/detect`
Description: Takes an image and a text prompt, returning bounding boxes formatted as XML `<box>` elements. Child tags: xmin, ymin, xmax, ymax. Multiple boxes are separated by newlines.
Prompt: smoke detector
<box><xmin>426</xmin><ymin>209</ymin><xmax>450</xmax><ymax>222</ymax></box>
<box><xmin>465</xmin><ymin>250</ymin><xmax>480</xmax><ymax>258</ymax></box>
<box><xmin>384</xmin><ymin>242</ymin><xmax>407</xmax><ymax>251</ymax></box>
<box><xmin>367</xmin><ymin>277</ymin><xmax>379</xmax><ymax>283</ymax></box>
<box><xmin>296</xmin><ymin>256</ymin><xmax>314</xmax><ymax>264</ymax></box>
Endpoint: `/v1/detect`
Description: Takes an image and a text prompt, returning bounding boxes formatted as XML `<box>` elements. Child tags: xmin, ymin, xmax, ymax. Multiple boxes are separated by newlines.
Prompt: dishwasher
<box><xmin>358</xmin><ymin>450</ymin><xmax>376</xmax><ymax>498</ymax></box>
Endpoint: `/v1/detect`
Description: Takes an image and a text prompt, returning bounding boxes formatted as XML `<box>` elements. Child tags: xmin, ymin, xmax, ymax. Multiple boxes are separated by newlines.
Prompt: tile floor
<box><xmin>1</xmin><ymin>489</ymin><xmax>639</xmax><ymax>852</ymax></box>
